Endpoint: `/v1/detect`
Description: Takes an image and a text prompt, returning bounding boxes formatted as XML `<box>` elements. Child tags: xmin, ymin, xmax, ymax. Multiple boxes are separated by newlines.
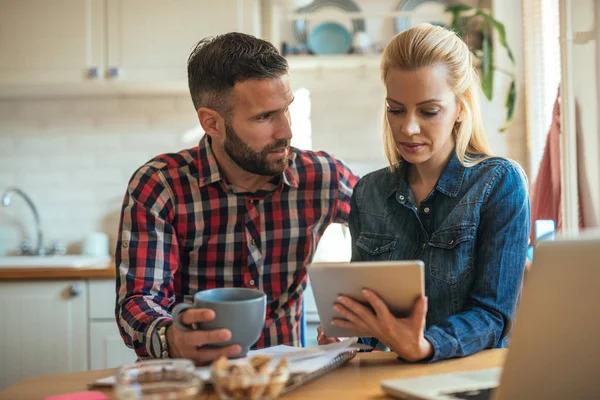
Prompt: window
<box><xmin>523</xmin><ymin>0</ymin><xmax>561</xmax><ymax>180</ymax></box>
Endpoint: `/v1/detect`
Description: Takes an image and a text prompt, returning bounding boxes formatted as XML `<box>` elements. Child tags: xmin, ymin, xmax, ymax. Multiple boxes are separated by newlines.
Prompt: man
<box><xmin>115</xmin><ymin>32</ymin><xmax>358</xmax><ymax>365</ymax></box>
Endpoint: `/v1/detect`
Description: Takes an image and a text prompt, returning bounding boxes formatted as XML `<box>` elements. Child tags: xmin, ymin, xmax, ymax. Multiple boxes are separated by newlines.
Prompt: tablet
<box><xmin>307</xmin><ymin>260</ymin><xmax>425</xmax><ymax>338</ymax></box>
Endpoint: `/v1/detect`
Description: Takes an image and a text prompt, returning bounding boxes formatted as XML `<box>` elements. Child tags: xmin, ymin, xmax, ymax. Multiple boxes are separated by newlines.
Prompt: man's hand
<box><xmin>166</xmin><ymin>309</ymin><xmax>241</xmax><ymax>365</ymax></box>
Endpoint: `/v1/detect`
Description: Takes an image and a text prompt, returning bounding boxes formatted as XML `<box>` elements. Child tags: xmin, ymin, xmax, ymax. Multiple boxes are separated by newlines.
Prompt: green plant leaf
<box><xmin>500</xmin><ymin>80</ymin><xmax>517</xmax><ymax>132</ymax></box>
<box><xmin>481</xmin><ymin>22</ymin><xmax>494</xmax><ymax>101</ymax></box>
<box><xmin>476</xmin><ymin>10</ymin><xmax>515</xmax><ymax>64</ymax></box>
<box><xmin>445</xmin><ymin>4</ymin><xmax>472</xmax><ymax>13</ymax></box>
<box><xmin>446</xmin><ymin>4</ymin><xmax>471</xmax><ymax>36</ymax></box>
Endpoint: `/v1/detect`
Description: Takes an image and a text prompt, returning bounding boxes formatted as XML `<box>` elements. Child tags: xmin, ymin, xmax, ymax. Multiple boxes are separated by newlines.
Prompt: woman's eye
<box><xmin>421</xmin><ymin>110</ymin><xmax>440</xmax><ymax>117</ymax></box>
<box><xmin>259</xmin><ymin>113</ymin><xmax>273</xmax><ymax>120</ymax></box>
<box><xmin>387</xmin><ymin>108</ymin><xmax>404</xmax><ymax>115</ymax></box>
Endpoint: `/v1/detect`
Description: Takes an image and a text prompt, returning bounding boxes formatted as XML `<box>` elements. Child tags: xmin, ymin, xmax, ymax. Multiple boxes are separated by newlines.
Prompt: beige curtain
<box><xmin>522</xmin><ymin>0</ymin><xmax>561</xmax><ymax>181</ymax></box>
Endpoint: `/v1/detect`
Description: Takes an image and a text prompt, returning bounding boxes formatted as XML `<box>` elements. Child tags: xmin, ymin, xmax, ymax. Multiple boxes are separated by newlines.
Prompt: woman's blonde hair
<box><xmin>381</xmin><ymin>23</ymin><xmax>492</xmax><ymax>171</ymax></box>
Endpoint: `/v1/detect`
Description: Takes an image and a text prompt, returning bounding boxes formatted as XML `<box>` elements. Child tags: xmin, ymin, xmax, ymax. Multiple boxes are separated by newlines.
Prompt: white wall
<box><xmin>569</xmin><ymin>0</ymin><xmax>600</xmax><ymax>227</ymax></box>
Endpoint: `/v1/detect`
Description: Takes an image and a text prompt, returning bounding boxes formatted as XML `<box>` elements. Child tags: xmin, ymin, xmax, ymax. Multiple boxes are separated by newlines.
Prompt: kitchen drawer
<box><xmin>88</xmin><ymin>279</ymin><xmax>117</xmax><ymax>320</ymax></box>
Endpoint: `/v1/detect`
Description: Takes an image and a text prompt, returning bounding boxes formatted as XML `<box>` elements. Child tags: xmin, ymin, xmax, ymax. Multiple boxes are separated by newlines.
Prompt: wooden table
<box><xmin>0</xmin><ymin>350</ymin><xmax>506</xmax><ymax>400</ymax></box>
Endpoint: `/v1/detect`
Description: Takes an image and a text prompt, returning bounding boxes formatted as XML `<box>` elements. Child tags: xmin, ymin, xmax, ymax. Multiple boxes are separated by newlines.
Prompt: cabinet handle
<box><xmin>68</xmin><ymin>283</ymin><xmax>82</xmax><ymax>297</ymax></box>
<box><xmin>108</xmin><ymin>67</ymin><xmax>121</xmax><ymax>79</ymax></box>
<box><xmin>87</xmin><ymin>67</ymin><xmax>99</xmax><ymax>79</ymax></box>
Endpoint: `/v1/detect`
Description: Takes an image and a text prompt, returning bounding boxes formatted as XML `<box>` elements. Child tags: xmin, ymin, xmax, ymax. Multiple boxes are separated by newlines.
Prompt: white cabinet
<box><xmin>105</xmin><ymin>0</ymin><xmax>261</xmax><ymax>82</ymax></box>
<box><xmin>90</xmin><ymin>321</ymin><xmax>136</xmax><ymax>370</ymax></box>
<box><xmin>0</xmin><ymin>0</ymin><xmax>261</xmax><ymax>90</ymax></box>
<box><xmin>0</xmin><ymin>280</ymin><xmax>88</xmax><ymax>390</ymax></box>
<box><xmin>0</xmin><ymin>0</ymin><xmax>104</xmax><ymax>85</ymax></box>
<box><xmin>88</xmin><ymin>280</ymin><xmax>136</xmax><ymax>370</ymax></box>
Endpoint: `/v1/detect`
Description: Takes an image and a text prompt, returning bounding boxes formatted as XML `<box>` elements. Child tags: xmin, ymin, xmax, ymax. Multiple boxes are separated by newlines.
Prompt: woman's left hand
<box><xmin>332</xmin><ymin>290</ymin><xmax>433</xmax><ymax>362</ymax></box>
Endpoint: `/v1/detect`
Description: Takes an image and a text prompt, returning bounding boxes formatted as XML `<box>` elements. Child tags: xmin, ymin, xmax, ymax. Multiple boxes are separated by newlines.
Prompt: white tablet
<box><xmin>307</xmin><ymin>260</ymin><xmax>425</xmax><ymax>338</ymax></box>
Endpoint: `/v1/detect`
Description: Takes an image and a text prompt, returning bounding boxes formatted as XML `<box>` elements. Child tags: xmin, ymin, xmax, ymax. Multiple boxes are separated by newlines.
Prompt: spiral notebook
<box><xmin>89</xmin><ymin>338</ymin><xmax>367</xmax><ymax>392</ymax></box>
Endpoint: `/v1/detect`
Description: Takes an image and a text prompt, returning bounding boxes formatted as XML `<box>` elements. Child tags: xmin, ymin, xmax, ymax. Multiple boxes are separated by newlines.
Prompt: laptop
<box><xmin>381</xmin><ymin>230</ymin><xmax>600</xmax><ymax>400</ymax></box>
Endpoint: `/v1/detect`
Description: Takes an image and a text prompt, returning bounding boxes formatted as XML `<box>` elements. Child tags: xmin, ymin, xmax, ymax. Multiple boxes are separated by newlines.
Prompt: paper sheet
<box><xmin>90</xmin><ymin>338</ymin><xmax>367</xmax><ymax>387</ymax></box>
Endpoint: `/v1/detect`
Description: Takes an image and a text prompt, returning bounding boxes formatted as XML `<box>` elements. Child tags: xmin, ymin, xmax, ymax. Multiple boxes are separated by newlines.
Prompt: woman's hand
<box><xmin>332</xmin><ymin>290</ymin><xmax>433</xmax><ymax>362</ymax></box>
<box><xmin>316</xmin><ymin>325</ymin><xmax>341</xmax><ymax>345</ymax></box>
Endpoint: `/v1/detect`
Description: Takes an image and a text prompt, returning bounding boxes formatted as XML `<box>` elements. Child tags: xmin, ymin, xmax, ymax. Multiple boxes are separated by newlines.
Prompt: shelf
<box><xmin>286</xmin><ymin>10</ymin><xmax>464</xmax><ymax>21</ymax></box>
<box><xmin>286</xmin><ymin>54</ymin><xmax>381</xmax><ymax>70</ymax></box>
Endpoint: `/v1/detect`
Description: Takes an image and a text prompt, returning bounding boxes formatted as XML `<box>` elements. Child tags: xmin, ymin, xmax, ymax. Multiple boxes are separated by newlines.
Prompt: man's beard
<box><xmin>223</xmin><ymin>122</ymin><xmax>290</xmax><ymax>176</ymax></box>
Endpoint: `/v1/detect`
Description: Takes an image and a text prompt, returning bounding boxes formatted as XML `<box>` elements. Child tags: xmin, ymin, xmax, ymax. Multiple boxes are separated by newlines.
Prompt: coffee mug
<box><xmin>172</xmin><ymin>287</ymin><xmax>267</xmax><ymax>356</ymax></box>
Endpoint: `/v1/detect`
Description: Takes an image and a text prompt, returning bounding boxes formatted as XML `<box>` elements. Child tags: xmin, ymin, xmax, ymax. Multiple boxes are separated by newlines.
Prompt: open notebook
<box><xmin>89</xmin><ymin>338</ymin><xmax>368</xmax><ymax>394</ymax></box>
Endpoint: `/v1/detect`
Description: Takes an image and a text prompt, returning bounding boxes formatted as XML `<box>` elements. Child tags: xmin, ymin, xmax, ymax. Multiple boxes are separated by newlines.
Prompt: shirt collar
<box><xmin>197</xmin><ymin>135</ymin><xmax>299</xmax><ymax>189</ymax></box>
<box><xmin>386</xmin><ymin>152</ymin><xmax>466</xmax><ymax>199</ymax></box>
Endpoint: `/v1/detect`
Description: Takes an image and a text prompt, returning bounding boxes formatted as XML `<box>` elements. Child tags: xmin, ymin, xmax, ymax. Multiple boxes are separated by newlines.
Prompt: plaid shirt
<box><xmin>116</xmin><ymin>136</ymin><xmax>357</xmax><ymax>358</ymax></box>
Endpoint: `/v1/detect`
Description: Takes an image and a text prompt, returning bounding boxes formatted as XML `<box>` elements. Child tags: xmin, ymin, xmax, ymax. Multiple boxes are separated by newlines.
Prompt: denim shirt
<box><xmin>350</xmin><ymin>153</ymin><xmax>530</xmax><ymax>362</ymax></box>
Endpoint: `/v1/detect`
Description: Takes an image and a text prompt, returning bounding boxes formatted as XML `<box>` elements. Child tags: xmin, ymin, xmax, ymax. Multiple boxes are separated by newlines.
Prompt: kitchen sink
<box><xmin>0</xmin><ymin>255</ymin><xmax>112</xmax><ymax>269</ymax></box>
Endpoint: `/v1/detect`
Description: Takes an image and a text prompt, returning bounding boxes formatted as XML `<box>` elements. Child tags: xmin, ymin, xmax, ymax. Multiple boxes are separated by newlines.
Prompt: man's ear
<box><xmin>198</xmin><ymin>107</ymin><xmax>223</xmax><ymax>139</ymax></box>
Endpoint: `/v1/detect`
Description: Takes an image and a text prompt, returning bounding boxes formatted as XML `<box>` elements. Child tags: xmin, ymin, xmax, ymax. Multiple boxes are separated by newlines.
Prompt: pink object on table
<box><xmin>44</xmin><ymin>391</ymin><xmax>110</xmax><ymax>400</ymax></box>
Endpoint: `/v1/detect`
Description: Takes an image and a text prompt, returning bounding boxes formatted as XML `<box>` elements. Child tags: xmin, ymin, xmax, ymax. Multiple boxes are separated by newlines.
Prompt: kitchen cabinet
<box><xmin>0</xmin><ymin>0</ymin><xmax>104</xmax><ymax>85</ymax></box>
<box><xmin>0</xmin><ymin>280</ymin><xmax>88</xmax><ymax>390</ymax></box>
<box><xmin>89</xmin><ymin>321</ymin><xmax>135</xmax><ymax>370</ymax></box>
<box><xmin>88</xmin><ymin>280</ymin><xmax>136</xmax><ymax>370</ymax></box>
<box><xmin>0</xmin><ymin>0</ymin><xmax>261</xmax><ymax>92</ymax></box>
<box><xmin>0</xmin><ymin>278</ymin><xmax>136</xmax><ymax>391</ymax></box>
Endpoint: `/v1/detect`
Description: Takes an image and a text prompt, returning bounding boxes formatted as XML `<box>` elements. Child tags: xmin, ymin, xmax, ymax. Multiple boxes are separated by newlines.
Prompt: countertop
<box><xmin>0</xmin><ymin>263</ymin><xmax>116</xmax><ymax>280</ymax></box>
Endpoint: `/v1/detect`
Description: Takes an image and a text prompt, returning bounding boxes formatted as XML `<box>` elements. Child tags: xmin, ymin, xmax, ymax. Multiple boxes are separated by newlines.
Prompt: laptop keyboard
<box><xmin>443</xmin><ymin>387</ymin><xmax>495</xmax><ymax>400</ymax></box>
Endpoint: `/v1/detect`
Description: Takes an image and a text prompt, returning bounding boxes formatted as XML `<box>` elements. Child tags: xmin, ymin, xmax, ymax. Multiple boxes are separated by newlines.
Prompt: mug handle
<box><xmin>172</xmin><ymin>303</ymin><xmax>195</xmax><ymax>331</ymax></box>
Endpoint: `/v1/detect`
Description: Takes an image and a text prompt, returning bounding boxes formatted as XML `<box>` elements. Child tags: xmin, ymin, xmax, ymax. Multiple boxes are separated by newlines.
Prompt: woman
<box><xmin>318</xmin><ymin>24</ymin><xmax>530</xmax><ymax>362</ymax></box>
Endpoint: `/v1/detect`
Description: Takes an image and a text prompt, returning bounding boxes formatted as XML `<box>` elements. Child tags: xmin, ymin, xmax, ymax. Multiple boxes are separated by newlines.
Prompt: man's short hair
<box><xmin>187</xmin><ymin>32</ymin><xmax>288</xmax><ymax>118</ymax></box>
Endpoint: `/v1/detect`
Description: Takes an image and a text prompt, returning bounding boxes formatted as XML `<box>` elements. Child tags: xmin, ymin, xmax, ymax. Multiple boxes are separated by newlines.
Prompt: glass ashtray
<box><xmin>115</xmin><ymin>359</ymin><xmax>203</xmax><ymax>400</ymax></box>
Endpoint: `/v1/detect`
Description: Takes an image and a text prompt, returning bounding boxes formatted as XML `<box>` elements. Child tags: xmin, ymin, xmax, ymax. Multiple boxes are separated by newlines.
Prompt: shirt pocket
<box><xmin>355</xmin><ymin>232</ymin><xmax>397</xmax><ymax>261</ymax></box>
<box><xmin>428</xmin><ymin>224</ymin><xmax>477</xmax><ymax>284</ymax></box>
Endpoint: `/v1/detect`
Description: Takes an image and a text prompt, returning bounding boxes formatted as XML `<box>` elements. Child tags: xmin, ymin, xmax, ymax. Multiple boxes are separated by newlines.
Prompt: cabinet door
<box><xmin>0</xmin><ymin>0</ymin><xmax>105</xmax><ymax>85</ymax></box>
<box><xmin>0</xmin><ymin>280</ymin><xmax>88</xmax><ymax>391</ymax></box>
<box><xmin>105</xmin><ymin>0</ymin><xmax>261</xmax><ymax>81</ymax></box>
<box><xmin>89</xmin><ymin>321</ymin><xmax>136</xmax><ymax>370</ymax></box>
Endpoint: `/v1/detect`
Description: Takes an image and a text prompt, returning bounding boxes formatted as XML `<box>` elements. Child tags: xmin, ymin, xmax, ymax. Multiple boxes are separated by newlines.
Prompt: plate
<box><xmin>395</xmin><ymin>0</ymin><xmax>454</xmax><ymax>33</ymax></box>
<box><xmin>294</xmin><ymin>0</ymin><xmax>365</xmax><ymax>44</ymax></box>
<box><xmin>307</xmin><ymin>22</ymin><xmax>352</xmax><ymax>55</ymax></box>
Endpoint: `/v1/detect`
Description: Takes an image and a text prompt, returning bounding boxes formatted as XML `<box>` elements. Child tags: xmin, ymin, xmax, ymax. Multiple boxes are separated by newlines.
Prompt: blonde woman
<box><xmin>318</xmin><ymin>24</ymin><xmax>530</xmax><ymax>362</ymax></box>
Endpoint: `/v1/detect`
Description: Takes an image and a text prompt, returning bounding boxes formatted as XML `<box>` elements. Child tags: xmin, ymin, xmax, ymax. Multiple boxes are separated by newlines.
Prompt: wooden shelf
<box><xmin>287</xmin><ymin>54</ymin><xmax>381</xmax><ymax>70</ymax></box>
<box><xmin>287</xmin><ymin>10</ymin><xmax>458</xmax><ymax>21</ymax></box>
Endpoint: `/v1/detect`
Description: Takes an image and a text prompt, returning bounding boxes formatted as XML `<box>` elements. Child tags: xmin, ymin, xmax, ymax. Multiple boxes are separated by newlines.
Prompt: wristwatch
<box><xmin>154</xmin><ymin>324</ymin><xmax>171</xmax><ymax>359</ymax></box>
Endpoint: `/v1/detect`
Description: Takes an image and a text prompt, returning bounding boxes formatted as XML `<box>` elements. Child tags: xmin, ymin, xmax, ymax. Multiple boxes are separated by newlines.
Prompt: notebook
<box><xmin>89</xmin><ymin>338</ymin><xmax>366</xmax><ymax>394</ymax></box>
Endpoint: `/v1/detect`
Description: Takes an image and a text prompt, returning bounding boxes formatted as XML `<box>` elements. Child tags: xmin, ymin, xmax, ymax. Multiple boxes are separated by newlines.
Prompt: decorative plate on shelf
<box><xmin>394</xmin><ymin>0</ymin><xmax>456</xmax><ymax>33</ymax></box>
<box><xmin>293</xmin><ymin>0</ymin><xmax>365</xmax><ymax>45</ymax></box>
<box><xmin>307</xmin><ymin>22</ymin><xmax>353</xmax><ymax>55</ymax></box>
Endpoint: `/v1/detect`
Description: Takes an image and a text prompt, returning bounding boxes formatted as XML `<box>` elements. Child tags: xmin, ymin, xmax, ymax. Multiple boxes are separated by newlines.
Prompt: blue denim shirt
<box><xmin>350</xmin><ymin>153</ymin><xmax>530</xmax><ymax>362</ymax></box>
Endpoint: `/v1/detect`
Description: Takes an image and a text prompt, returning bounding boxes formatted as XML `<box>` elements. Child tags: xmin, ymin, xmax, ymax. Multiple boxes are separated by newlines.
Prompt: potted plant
<box><xmin>447</xmin><ymin>3</ymin><xmax>516</xmax><ymax>131</ymax></box>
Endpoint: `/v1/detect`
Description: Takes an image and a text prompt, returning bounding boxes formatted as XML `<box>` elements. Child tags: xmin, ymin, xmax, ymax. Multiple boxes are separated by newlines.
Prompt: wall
<box><xmin>570</xmin><ymin>0</ymin><xmax>600</xmax><ymax>227</ymax></box>
<box><xmin>0</xmin><ymin>0</ymin><xmax>528</xmax><ymax>255</ymax></box>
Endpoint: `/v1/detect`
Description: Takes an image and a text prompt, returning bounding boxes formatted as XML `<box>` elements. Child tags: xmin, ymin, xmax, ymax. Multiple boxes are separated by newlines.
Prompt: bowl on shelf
<box><xmin>307</xmin><ymin>22</ymin><xmax>352</xmax><ymax>55</ymax></box>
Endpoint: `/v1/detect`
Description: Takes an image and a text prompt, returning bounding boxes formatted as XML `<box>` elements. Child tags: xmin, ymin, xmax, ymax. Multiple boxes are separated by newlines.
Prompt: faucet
<box><xmin>1</xmin><ymin>187</ymin><xmax>44</xmax><ymax>256</ymax></box>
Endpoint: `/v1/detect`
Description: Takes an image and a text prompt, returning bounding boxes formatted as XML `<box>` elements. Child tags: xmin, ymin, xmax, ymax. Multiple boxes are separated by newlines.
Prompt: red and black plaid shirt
<box><xmin>116</xmin><ymin>136</ymin><xmax>357</xmax><ymax>358</ymax></box>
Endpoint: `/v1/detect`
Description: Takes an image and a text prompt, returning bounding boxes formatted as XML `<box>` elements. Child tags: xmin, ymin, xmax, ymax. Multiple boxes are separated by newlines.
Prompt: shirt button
<box><xmin>249</xmin><ymin>279</ymin><xmax>255</xmax><ymax>286</ymax></box>
<box><xmin>422</xmin><ymin>243</ymin><xmax>426</xmax><ymax>249</ymax></box>
<box><xmin>448</xmin><ymin>240</ymin><xmax>454</xmax><ymax>245</ymax></box>
<box><xmin>398</xmin><ymin>195</ymin><xmax>405</xmax><ymax>201</ymax></box>
<box><xmin>122</xmin><ymin>240</ymin><xmax>129</xmax><ymax>248</ymax></box>
<box><xmin>423</xmin><ymin>207</ymin><xmax>430</xmax><ymax>214</ymax></box>
<box><xmin>251</xmin><ymin>239</ymin><xmax>256</xmax><ymax>245</ymax></box>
